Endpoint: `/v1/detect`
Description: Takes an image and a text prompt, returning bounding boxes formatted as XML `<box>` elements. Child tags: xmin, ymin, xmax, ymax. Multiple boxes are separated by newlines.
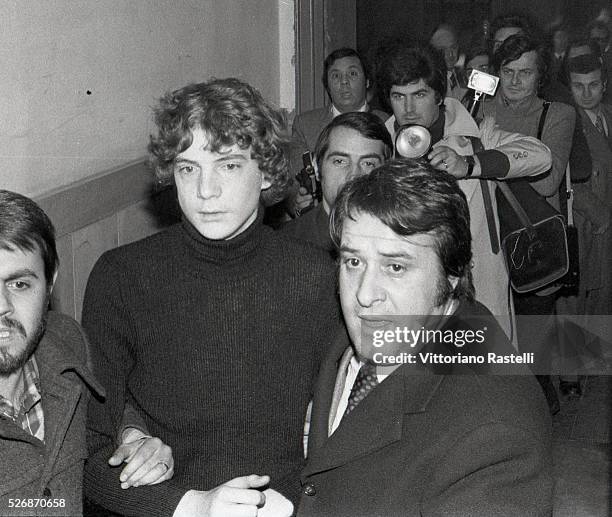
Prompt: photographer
<box><xmin>380</xmin><ymin>40</ymin><xmax>552</xmax><ymax>338</ymax></box>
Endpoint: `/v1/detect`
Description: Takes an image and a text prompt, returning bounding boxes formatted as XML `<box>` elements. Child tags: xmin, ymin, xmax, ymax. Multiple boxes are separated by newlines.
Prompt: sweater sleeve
<box><xmin>478</xmin><ymin>116</ymin><xmax>552</xmax><ymax>179</ymax></box>
<box><xmin>82</xmin><ymin>253</ymin><xmax>187</xmax><ymax>517</ymax></box>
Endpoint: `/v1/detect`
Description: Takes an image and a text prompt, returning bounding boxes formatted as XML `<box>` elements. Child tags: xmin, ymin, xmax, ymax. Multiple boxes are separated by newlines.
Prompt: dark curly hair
<box><xmin>148</xmin><ymin>78</ymin><xmax>291</xmax><ymax>206</ymax></box>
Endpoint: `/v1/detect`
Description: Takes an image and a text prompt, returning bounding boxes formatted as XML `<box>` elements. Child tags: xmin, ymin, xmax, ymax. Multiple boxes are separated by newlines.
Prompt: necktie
<box><xmin>449</xmin><ymin>71</ymin><xmax>458</xmax><ymax>90</ymax></box>
<box><xmin>345</xmin><ymin>363</ymin><xmax>379</xmax><ymax>415</ymax></box>
<box><xmin>596</xmin><ymin>114</ymin><xmax>606</xmax><ymax>136</ymax></box>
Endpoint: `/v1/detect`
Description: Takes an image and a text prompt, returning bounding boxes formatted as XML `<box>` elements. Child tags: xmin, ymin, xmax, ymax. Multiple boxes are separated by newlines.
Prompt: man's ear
<box><xmin>261</xmin><ymin>176</ymin><xmax>272</xmax><ymax>191</ymax></box>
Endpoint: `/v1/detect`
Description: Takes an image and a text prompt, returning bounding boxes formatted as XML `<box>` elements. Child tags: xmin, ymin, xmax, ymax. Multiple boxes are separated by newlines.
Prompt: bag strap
<box><xmin>496</xmin><ymin>183</ymin><xmax>534</xmax><ymax>229</ymax></box>
<box><xmin>537</xmin><ymin>101</ymin><xmax>551</xmax><ymax>140</ymax></box>
<box><xmin>495</xmin><ymin>100</ymin><xmax>553</xmax><ymax>231</ymax></box>
<box><xmin>469</xmin><ymin>136</ymin><xmax>500</xmax><ymax>254</ymax></box>
<box><xmin>565</xmin><ymin>164</ymin><xmax>574</xmax><ymax>226</ymax></box>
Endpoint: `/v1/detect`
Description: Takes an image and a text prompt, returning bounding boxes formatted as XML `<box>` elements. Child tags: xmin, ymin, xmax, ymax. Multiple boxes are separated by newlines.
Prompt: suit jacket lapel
<box><xmin>580</xmin><ymin>107</ymin><xmax>612</xmax><ymax>150</ymax></box>
<box><xmin>601</xmin><ymin>105</ymin><xmax>612</xmax><ymax>151</ymax></box>
<box><xmin>303</xmin><ymin>363</ymin><xmax>444</xmax><ymax>479</ymax></box>
<box><xmin>327</xmin><ymin>346</ymin><xmax>353</xmax><ymax>436</ymax></box>
<box><xmin>307</xmin><ymin>327</ymin><xmax>350</xmax><ymax>456</ymax></box>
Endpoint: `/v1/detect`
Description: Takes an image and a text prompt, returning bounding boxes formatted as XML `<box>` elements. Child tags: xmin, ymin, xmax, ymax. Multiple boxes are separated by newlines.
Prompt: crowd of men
<box><xmin>1</xmin><ymin>8</ymin><xmax>610</xmax><ymax>517</ymax></box>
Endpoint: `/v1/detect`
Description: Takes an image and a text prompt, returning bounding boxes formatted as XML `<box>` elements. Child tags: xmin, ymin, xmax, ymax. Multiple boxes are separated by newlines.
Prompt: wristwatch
<box><xmin>464</xmin><ymin>155</ymin><xmax>475</xmax><ymax>178</ymax></box>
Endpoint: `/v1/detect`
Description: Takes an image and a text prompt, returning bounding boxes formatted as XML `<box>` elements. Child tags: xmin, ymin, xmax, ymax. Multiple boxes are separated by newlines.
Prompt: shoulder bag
<box><xmin>495</xmin><ymin>101</ymin><xmax>573</xmax><ymax>293</ymax></box>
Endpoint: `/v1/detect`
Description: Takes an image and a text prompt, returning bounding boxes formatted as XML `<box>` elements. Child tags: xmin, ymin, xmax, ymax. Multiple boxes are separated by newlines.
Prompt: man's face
<box><xmin>431</xmin><ymin>29</ymin><xmax>459</xmax><ymax>70</ymax></box>
<box><xmin>499</xmin><ymin>50</ymin><xmax>539</xmax><ymax>104</ymax></box>
<box><xmin>0</xmin><ymin>246</ymin><xmax>49</xmax><ymax>376</ymax></box>
<box><xmin>570</xmin><ymin>69</ymin><xmax>606</xmax><ymax>111</ymax></box>
<box><xmin>339</xmin><ymin>213</ymin><xmax>453</xmax><ymax>362</ymax></box>
<box><xmin>591</xmin><ymin>27</ymin><xmax>609</xmax><ymax>52</ymax></box>
<box><xmin>174</xmin><ymin>127</ymin><xmax>271</xmax><ymax>240</ymax></box>
<box><xmin>465</xmin><ymin>54</ymin><xmax>490</xmax><ymax>78</ymax></box>
<box><xmin>390</xmin><ymin>80</ymin><xmax>440</xmax><ymax>128</ymax></box>
<box><xmin>327</xmin><ymin>56</ymin><xmax>368</xmax><ymax>112</ymax></box>
<box><xmin>320</xmin><ymin>127</ymin><xmax>386</xmax><ymax>213</ymax></box>
<box><xmin>493</xmin><ymin>27</ymin><xmax>523</xmax><ymax>53</ymax></box>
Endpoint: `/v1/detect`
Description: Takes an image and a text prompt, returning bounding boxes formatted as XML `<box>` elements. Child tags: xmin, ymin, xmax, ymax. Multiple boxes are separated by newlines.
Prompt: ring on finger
<box><xmin>157</xmin><ymin>461</ymin><xmax>170</xmax><ymax>473</ymax></box>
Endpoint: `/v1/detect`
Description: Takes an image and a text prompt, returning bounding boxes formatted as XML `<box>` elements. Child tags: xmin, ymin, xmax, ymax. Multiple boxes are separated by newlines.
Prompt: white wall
<box><xmin>278</xmin><ymin>0</ymin><xmax>296</xmax><ymax>112</ymax></box>
<box><xmin>0</xmin><ymin>0</ymin><xmax>288</xmax><ymax>197</ymax></box>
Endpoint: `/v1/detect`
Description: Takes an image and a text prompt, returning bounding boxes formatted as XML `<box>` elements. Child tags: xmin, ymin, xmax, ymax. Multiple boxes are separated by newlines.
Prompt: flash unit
<box><xmin>394</xmin><ymin>125</ymin><xmax>432</xmax><ymax>159</ymax></box>
<box><xmin>468</xmin><ymin>70</ymin><xmax>499</xmax><ymax>98</ymax></box>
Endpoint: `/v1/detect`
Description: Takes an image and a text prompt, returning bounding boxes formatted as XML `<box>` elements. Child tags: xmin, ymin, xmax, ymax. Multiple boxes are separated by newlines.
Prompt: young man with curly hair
<box><xmin>83</xmin><ymin>78</ymin><xmax>340</xmax><ymax>517</ymax></box>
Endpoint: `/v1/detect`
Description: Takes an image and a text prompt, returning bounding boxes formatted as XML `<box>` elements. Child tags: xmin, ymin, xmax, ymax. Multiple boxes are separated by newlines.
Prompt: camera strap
<box><xmin>469</xmin><ymin>136</ymin><xmax>500</xmax><ymax>254</ymax></box>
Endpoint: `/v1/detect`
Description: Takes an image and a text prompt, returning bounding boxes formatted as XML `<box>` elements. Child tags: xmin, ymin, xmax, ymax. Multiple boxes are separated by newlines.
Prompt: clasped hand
<box><xmin>108</xmin><ymin>428</ymin><xmax>174</xmax><ymax>489</ymax></box>
<box><xmin>173</xmin><ymin>474</ymin><xmax>294</xmax><ymax>517</ymax></box>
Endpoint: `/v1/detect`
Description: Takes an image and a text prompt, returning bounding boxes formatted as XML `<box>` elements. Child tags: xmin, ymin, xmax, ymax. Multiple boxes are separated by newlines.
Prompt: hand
<box><xmin>108</xmin><ymin>428</ymin><xmax>174</xmax><ymax>489</ymax></box>
<box><xmin>294</xmin><ymin>187</ymin><xmax>315</xmax><ymax>215</ymax></box>
<box><xmin>428</xmin><ymin>145</ymin><xmax>469</xmax><ymax>178</ymax></box>
<box><xmin>173</xmin><ymin>475</ymin><xmax>269</xmax><ymax>517</ymax></box>
<box><xmin>258</xmin><ymin>489</ymin><xmax>294</xmax><ymax>517</ymax></box>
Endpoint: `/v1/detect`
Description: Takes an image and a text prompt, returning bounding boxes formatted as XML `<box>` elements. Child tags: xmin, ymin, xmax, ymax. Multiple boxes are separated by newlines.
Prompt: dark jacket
<box><xmin>280</xmin><ymin>205</ymin><xmax>333</xmax><ymax>254</ymax></box>
<box><xmin>298</xmin><ymin>301</ymin><xmax>553</xmax><ymax>517</ymax></box>
<box><xmin>0</xmin><ymin>311</ymin><xmax>103</xmax><ymax>516</ymax></box>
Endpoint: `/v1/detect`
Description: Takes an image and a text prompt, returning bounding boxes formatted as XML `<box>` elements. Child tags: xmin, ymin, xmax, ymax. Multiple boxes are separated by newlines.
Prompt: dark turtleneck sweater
<box><xmin>82</xmin><ymin>212</ymin><xmax>340</xmax><ymax>516</ymax></box>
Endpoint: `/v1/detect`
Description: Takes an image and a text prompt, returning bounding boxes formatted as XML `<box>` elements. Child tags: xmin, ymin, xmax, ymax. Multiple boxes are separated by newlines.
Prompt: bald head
<box><xmin>430</xmin><ymin>25</ymin><xmax>459</xmax><ymax>70</ymax></box>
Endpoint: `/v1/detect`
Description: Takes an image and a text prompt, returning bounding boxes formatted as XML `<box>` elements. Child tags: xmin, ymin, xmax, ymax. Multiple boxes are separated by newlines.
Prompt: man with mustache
<box><xmin>0</xmin><ymin>191</ymin><xmax>174</xmax><ymax>516</ymax></box>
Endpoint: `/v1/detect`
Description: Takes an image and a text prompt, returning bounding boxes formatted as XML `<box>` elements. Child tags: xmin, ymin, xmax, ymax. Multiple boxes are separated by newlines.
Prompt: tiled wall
<box><xmin>36</xmin><ymin>160</ymin><xmax>172</xmax><ymax>321</ymax></box>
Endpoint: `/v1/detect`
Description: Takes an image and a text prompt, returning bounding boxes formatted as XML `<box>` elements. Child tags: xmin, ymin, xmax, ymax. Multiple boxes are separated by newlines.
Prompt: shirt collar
<box><xmin>331</xmin><ymin>101</ymin><xmax>368</xmax><ymax>118</ymax></box>
<box><xmin>585</xmin><ymin>107</ymin><xmax>603</xmax><ymax>119</ymax></box>
<box><xmin>0</xmin><ymin>356</ymin><xmax>42</xmax><ymax>420</ymax></box>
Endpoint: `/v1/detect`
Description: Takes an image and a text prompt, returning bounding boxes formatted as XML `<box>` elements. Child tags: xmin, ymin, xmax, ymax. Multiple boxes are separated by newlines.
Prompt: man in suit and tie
<box><xmin>298</xmin><ymin>160</ymin><xmax>553</xmax><ymax>517</ymax></box>
<box><xmin>566</xmin><ymin>54</ymin><xmax>612</xmax><ymax>315</ymax></box>
<box><xmin>289</xmin><ymin>48</ymin><xmax>388</xmax><ymax>214</ymax></box>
